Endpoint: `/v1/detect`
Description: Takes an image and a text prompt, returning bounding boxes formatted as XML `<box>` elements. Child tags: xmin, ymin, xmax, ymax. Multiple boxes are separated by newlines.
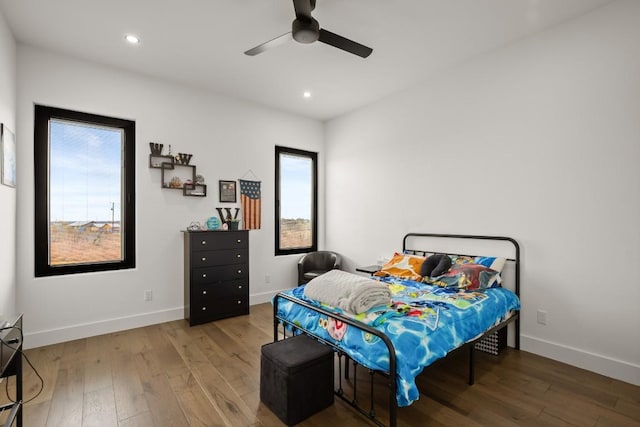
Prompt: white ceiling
<box><xmin>0</xmin><ymin>0</ymin><xmax>615</xmax><ymax>121</ymax></box>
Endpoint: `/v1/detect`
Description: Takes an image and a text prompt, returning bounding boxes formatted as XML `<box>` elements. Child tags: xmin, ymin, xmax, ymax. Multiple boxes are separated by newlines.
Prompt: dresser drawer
<box><xmin>191</xmin><ymin>248</ymin><xmax>248</xmax><ymax>268</ymax></box>
<box><xmin>190</xmin><ymin>231</ymin><xmax>248</xmax><ymax>251</ymax></box>
<box><xmin>193</xmin><ymin>297</ymin><xmax>247</xmax><ymax>313</ymax></box>
<box><xmin>193</xmin><ymin>280</ymin><xmax>248</xmax><ymax>300</ymax></box>
<box><xmin>192</xmin><ymin>264</ymin><xmax>248</xmax><ymax>285</ymax></box>
<box><xmin>190</xmin><ymin>291</ymin><xmax>249</xmax><ymax>324</ymax></box>
<box><xmin>191</xmin><ymin>305</ymin><xmax>249</xmax><ymax>324</ymax></box>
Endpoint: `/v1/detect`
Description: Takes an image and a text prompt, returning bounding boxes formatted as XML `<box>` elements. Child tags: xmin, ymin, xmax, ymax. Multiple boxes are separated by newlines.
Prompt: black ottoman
<box><xmin>260</xmin><ymin>334</ymin><xmax>334</xmax><ymax>426</ymax></box>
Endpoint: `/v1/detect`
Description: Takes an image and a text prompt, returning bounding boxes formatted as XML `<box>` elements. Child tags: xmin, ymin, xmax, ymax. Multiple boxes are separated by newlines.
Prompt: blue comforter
<box><xmin>274</xmin><ymin>276</ymin><xmax>520</xmax><ymax>406</ymax></box>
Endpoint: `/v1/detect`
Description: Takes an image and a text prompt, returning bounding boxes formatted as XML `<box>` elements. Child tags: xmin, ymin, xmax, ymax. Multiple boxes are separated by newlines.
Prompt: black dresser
<box><xmin>184</xmin><ymin>230</ymin><xmax>250</xmax><ymax>326</ymax></box>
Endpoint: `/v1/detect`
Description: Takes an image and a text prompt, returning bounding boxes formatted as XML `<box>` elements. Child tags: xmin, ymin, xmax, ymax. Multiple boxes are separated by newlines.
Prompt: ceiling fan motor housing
<box><xmin>292</xmin><ymin>18</ymin><xmax>320</xmax><ymax>43</ymax></box>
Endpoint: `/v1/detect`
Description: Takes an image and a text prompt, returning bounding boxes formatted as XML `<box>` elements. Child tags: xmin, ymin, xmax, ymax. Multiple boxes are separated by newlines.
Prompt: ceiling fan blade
<box><xmin>318</xmin><ymin>28</ymin><xmax>373</xmax><ymax>58</ymax></box>
<box><xmin>244</xmin><ymin>32</ymin><xmax>292</xmax><ymax>56</ymax></box>
<box><xmin>293</xmin><ymin>0</ymin><xmax>313</xmax><ymax>20</ymax></box>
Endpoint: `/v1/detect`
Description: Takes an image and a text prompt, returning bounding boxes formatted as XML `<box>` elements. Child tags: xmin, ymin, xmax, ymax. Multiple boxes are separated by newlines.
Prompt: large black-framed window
<box><xmin>34</xmin><ymin>105</ymin><xmax>136</xmax><ymax>277</ymax></box>
<box><xmin>275</xmin><ymin>146</ymin><xmax>317</xmax><ymax>256</ymax></box>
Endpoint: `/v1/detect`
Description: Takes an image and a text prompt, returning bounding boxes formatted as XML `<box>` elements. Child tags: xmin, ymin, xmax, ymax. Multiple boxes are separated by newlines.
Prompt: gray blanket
<box><xmin>303</xmin><ymin>270</ymin><xmax>391</xmax><ymax>314</ymax></box>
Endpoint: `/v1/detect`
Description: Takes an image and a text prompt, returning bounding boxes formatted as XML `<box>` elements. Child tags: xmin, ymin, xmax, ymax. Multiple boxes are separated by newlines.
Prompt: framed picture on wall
<box><xmin>1</xmin><ymin>124</ymin><xmax>16</xmax><ymax>188</ymax></box>
<box><xmin>219</xmin><ymin>180</ymin><xmax>237</xmax><ymax>203</ymax></box>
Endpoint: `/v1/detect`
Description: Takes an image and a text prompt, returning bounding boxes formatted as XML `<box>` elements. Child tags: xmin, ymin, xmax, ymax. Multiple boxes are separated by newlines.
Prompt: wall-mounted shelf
<box><xmin>149</xmin><ymin>154</ymin><xmax>174</xmax><ymax>169</ymax></box>
<box><xmin>161</xmin><ymin>163</ymin><xmax>195</xmax><ymax>190</ymax></box>
<box><xmin>149</xmin><ymin>145</ymin><xmax>206</xmax><ymax>197</ymax></box>
<box><xmin>184</xmin><ymin>183</ymin><xmax>207</xmax><ymax>197</ymax></box>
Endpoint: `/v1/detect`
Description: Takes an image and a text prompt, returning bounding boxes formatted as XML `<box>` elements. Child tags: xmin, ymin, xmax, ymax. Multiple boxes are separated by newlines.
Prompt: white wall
<box><xmin>325</xmin><ymin>0</ymin><xmax>640</xmax><ymax>385</ymax></box>
<box><xmin>0</xmin><ymin>9</ymin><xmax>16</xmax><ymax>316</ymax></box>
<box><xmin>16</xmin><ymin>45</ymin><xmax>324</xmax><ymax>348</ymax></box>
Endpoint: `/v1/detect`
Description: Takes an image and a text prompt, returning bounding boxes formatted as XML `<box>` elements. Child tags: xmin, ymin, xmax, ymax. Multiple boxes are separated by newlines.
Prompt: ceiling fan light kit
<box><xmin>244</xmin><ymin>0</ymin><xmax>372</xmax><ymax>58</ymax></box>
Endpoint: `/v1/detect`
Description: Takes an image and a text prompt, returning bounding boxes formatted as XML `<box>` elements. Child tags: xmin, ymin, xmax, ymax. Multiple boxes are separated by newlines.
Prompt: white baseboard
<box><xmin>521</xmin><ymin>334</ymin><xmax>640</xmax><ymax>386</ymax></box>
<box><xmin>24</xmin><ymin>291</ymin><xmax>292</xmax><ymax>349</ymax></box>
<box><xmin>250</xmin><ymin>288</ymin><xmax>292</xmax><ymax>305</ymax></box>
<box><xmin>24</xmin><ymin>307</ymin><xmax>184</xmax><ymax>350</ymax></box>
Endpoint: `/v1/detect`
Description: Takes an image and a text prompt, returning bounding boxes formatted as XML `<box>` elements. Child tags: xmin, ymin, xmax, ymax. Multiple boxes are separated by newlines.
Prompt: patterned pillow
<box><xmin>449</xmin><ymin>255</ymin><xmax>476</xmax><ymax>265</ymax></box>
<box><xmin>474</xmin><ymin>256</ymin><xmax>506</xmax><ymax>273</ymax></box>
<box><xmin>450</xmin><ymin>255</ymin><xmax>506</xmax><ymax>273</ymax></box>
<box><xmin>374</xmin><ymin>253</ymin><xmax>425</xmax><ymax>281</ymax></box>
<box><xmin>425</xmin><ymin>263</ymin><xmax>501</xmax><ymax>290</ymax></box>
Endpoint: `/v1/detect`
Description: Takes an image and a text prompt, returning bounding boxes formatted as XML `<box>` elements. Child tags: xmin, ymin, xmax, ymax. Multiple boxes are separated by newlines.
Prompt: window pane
<box><xmin>35</xmin><ymin>105</ymin><xmax>135</xmax><ymax>277</ymax></box>
<box><xmin>275</xmin><ymin>146</ymin><xmax>317</xmax><ymax>256</ymax></box>
<box><xmin>279</xmin><ymin>153</ymin><xmax>312</xmax><ymax>250</ymax></box>
<box><xmin>49</xmin><ymin>120</ymin><xmax>124</xmax><ymax>266</ymax></box>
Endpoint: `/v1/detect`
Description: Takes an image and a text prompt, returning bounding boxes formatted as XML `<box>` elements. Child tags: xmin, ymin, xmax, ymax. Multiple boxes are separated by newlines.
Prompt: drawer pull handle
<box><xmin>201</xmin><ymin>257</ymin><xmax>206</xmax><ymax>261</ymax></box>
<box><xmin>237</xmin><ymin>270</ymin><xmax>242</xmax><ymax>274</ymax></box>
<box><xmin>237</xmin><ymin>239</ymin><xmax>241</xmax><ymax>243</ymax></box>
<box><xmin>202</xmin><ymin>307</ymin><xmax>207</xmax><ymax>311</ymax></box>
<box><xmin>237</xmin><ymin>300</ymin><xmax>242</xmax><ymax>304</ymax></box>
<box><xmin>238</xmin><ymin>285</ymin><xmax>243</xmax><ymax>289</ymax></box>
<box><xmin>201</xmin><ymin>240</ymin><xmax>206</xmax><ymax>245</ymax></box>
<box><xmin>202</xmin><ymin>273</ymin><xmax>207</xmax><ymax>278</ymax></box>
<box><xmin>236</xmin><ymin>254</ymin><xmax>241</xmax><ymax>258</ymax></box>
<box><xmin>202</xmin><ymin>290</ymin><xmax>207</xmax><ymax>295</ymax></box>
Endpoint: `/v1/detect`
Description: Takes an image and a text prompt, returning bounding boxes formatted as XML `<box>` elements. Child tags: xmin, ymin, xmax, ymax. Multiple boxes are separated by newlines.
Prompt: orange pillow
<box><xmin>374</xmin><ymin>253</ymin><xmax>425</xmax><ymax>281</ymax></box>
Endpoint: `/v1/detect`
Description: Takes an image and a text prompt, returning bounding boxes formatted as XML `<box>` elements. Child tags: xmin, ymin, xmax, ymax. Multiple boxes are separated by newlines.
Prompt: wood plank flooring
<box><xmin>1</xmin><ymin>303</ymin><xmax>638</xmax><ymax>426</ymax></box>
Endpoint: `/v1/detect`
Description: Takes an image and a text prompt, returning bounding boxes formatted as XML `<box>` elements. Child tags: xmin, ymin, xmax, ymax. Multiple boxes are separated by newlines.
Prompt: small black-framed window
<box><xmin>34</xmin><ymin>105</ymin><xmax>136</xmax><ymax>277</ymax></box>
<box><xmin>275</xmin><ymin>146</ymin><xmax>317</xmax><ymax>256</ymax></box>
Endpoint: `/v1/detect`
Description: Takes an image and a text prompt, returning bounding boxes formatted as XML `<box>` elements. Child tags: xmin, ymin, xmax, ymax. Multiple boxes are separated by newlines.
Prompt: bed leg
<box><xmin>368</xmin><ymin>369</ymin><xmax>376</xmax><ymax>419</ymax></box>
<box><xmin>345</xmin><ymin>356</ymin><xmax>350</xmax><ymax>379</ymax></box>
<box><xmin>337</xmin><ymin>354</ymin><xmax>344</xmax><ymax>396</ymax></box>
<box><xmin>389</xmin><ymin>381</ymin><xmax>397</xmax><ymax>427</ymax></box>
<box><xmin>273</xmin><ymin>304</ymin><xmax>279</xmax><ymax>342</ymax></box>
<box><xmin>468</xmin><ymin>345</ymin><xmax>475</xmax><ymax>385</ymax></box>
<box><xmin>352</xmin><ymin>360</ymin><xmax>359</xmax><ymax>406</ymax></box>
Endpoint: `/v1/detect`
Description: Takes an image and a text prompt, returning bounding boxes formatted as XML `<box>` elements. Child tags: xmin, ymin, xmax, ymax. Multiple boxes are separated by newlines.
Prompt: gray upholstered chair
<box><xmin>297</xmin><ymin>251</ymin><xmax>341</xmax><ymax>285</ymax></box>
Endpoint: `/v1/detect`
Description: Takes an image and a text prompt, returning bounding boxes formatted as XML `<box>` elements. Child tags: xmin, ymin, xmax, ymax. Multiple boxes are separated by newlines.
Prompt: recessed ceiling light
<box><xmin>125</xmin><ymin>34</ymin><xmax>140</xmax><ymax>45</ymax></box>
<box><xmin>303</xmin><ymin>91</ymin><xmax>312</xmax><ymax>98</ymax></box>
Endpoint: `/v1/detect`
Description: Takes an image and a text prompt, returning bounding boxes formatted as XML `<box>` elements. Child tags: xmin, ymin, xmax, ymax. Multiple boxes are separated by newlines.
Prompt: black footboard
<box><xmin>273</xmin><ymin>292</ymin><xmax>399</xmax><ymax>427</ymax></box>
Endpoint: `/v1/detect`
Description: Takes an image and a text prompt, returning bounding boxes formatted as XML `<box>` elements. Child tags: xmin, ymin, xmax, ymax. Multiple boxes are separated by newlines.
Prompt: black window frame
<box><xmin>34</xmin><ymin>105</ymin><xmax>136</xmax><ymax>277</ymax></box>
<box><xmin>275</xmin><ymin>146</ymin><xmax>318</xmax><ymax>256</ymax></box>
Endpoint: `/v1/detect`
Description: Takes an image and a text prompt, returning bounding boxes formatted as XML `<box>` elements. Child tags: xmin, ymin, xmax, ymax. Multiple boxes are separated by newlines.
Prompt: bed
<box><xmin>272</xmin><ymin>233</ymin><xmax>521</xmax><ymax>427</ymax></box>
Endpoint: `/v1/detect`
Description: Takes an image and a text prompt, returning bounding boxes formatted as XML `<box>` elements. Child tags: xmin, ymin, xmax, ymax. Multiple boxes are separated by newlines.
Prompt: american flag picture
<box><xmin>239</xmin><ymin>180</ymin><xmax>261</xmax><ymax>229</ymax></box>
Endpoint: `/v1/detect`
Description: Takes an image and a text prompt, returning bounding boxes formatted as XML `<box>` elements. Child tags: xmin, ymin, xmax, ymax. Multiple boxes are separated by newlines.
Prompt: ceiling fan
<box><xmin>244</xmin><ymin>0</ymin><xmax>373</xmax><ymax>58</ymax></box>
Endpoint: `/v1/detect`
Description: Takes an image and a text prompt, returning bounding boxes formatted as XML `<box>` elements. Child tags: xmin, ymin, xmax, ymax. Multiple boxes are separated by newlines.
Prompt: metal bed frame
<box><xmin>272</xmin><ymin>233</ymin><xmax>521</xmax><ymax>427</ymax></box>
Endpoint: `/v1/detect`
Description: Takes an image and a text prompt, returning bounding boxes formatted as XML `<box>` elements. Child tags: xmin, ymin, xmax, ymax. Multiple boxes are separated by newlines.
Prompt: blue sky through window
<box><xmin>49</xmin><ymin>120</ymin><xmax>122</xmax><ymax>222</ymax></box>
<box><xmin>280</xmin><ymin>153</ymin><xmax>312</xmax><ymax>220</ymax></box>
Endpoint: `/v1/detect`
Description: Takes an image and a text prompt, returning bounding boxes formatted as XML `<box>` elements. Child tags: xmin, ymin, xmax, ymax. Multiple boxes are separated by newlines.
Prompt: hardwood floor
<box><xmin>2</xmin><ymin>303</ymin><xmax>638</xmax><ymax>426</ymax></box>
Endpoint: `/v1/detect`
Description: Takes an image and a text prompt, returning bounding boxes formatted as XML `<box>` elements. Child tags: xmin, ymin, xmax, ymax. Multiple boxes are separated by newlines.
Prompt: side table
<box><xmin>355</xmin><ymin>265</ymin><xmax>381</xmax><ymax>275</ymax></box>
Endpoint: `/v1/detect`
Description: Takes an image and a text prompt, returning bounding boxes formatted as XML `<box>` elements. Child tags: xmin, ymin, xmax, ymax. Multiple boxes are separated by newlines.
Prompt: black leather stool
<box><xmin>260</xmin><ymin>334</ymin><xmax>334</xmax><ymax>425</ymax></box>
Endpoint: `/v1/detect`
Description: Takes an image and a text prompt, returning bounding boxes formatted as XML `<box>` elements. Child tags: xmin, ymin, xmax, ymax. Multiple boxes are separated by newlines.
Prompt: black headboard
<box><xmin>402</xmin><ymin>232</ymin><xmax>521</xmax><ymax>348</ymax></box>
